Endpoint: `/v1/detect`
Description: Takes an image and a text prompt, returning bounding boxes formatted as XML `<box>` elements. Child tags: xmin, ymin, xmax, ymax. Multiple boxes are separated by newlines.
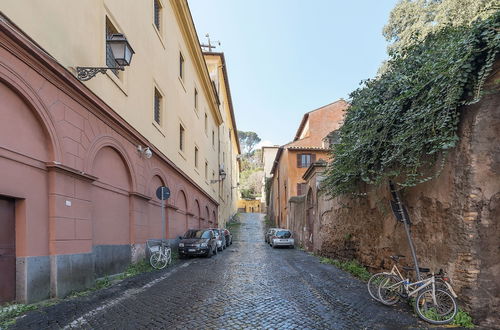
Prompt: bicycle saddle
<box><xmin>403</xmin><ymin>266</ymin><xmax>430</xmax><ymax>273</ymax></box>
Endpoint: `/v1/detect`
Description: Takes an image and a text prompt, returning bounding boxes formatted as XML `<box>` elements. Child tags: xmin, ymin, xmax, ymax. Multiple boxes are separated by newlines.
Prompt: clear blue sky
<box><xmin>189</xmin><ymin>0</ymin><xmax>398</xmax><ymax>146</ymax></box>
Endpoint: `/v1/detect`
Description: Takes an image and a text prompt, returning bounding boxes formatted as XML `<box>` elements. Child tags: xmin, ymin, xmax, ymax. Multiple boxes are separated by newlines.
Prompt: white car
<box><xmin>271</xmin><ymin>229</ymin><xmax>294</xmax><ymax>248</ymax></box>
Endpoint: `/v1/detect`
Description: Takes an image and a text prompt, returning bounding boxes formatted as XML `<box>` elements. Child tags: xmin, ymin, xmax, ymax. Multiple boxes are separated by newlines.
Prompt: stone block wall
<box><xmin>288</xmin><ymin>66</ymin><xmax>499</xmax><ymax>328</ymax></box>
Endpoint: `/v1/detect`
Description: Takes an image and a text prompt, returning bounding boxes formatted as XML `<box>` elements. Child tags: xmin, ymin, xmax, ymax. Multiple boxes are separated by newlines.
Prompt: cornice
<box><xmin>170</xmin><ymin>0</ymin><xmax>223</xmax><ymax>125</ymax></box>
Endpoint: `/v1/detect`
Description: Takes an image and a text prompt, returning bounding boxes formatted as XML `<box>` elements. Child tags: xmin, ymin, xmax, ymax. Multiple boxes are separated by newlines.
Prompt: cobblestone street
<box><xmin>13</xmin><ymin>213</ymin><xmax>424</xmax><ymax>329</ymax></box>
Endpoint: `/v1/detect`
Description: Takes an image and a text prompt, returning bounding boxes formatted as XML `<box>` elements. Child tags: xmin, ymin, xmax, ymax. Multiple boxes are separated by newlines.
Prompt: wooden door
<box><xmin>0</xmin><ymin>197</ymin><xmax>16</xmax><ymax>303</ymax></box>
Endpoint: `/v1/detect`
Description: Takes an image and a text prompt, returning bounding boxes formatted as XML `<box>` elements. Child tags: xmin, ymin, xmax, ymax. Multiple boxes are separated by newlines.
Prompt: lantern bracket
<box><xmin>76</xmin><ymin>66</ymin><xmax>124</xmax><ymax>81</ymax></box>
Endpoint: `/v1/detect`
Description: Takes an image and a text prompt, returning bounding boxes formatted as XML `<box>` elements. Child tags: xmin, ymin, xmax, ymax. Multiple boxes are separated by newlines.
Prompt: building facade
<box><xmin>0</xmin><ymin>0</ymin><xmax>239</xmax><ymax>304</ymax></box>
<box><xmin>269</xmin><ymin>100</ymin><xmax>347</xmax><ymax>228</ymax></box>
<box><xmin>203</xmin><ymin>52</ymin><xmax>241</xmax><ymax>226</ymax></box>
<box><xmin>261</xmin><ymin>146</ymin><xmax>279</xmax><ymax>212</ymax></box>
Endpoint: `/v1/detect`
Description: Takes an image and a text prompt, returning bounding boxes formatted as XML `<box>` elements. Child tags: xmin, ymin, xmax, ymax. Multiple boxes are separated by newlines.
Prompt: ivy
<box><xmin>323</xmin><ymin>12</ymin><xmax>500</xmax><ymax>196</ymax></box>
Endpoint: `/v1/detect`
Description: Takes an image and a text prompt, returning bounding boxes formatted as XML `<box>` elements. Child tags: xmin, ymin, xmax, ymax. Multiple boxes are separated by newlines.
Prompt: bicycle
<box><xmin>367</xmin><ymin>255</ymin><xmax>456</xmax><ymax>303</ymax></box>
<box><xmin>147</xmin><ymin>239</ymin><xmax>172</xmax><ymax>270</ymax></box>
<box><xmin>377</xmin><ymin>267</ymin><xmax>458</xmax><ymax>324</ymax></box>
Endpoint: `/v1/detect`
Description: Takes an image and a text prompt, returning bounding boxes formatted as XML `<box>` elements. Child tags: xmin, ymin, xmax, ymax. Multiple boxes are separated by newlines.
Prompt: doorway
<box><xmin>0</xmin><ymin>197</ymin><xmax>16</xmax><ymax>303</ymax></box>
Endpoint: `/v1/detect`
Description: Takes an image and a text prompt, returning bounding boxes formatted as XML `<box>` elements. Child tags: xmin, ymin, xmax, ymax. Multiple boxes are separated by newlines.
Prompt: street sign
<box><xmin>156</xmin><ymin>186</ymin><xmax>170</xmax><ymax>200</ymax></box>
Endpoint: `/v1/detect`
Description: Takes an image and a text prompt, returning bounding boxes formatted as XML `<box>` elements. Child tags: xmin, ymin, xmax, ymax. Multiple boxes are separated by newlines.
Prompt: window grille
<box><xmin>105</xmin><ymin>18</ymin><xmax>119</xmax><ymax>76</ymax></box>
<box><xmin>154</xmin><ymin>89</ymin><xmax>161</xmax><ymax>124</ymax></box>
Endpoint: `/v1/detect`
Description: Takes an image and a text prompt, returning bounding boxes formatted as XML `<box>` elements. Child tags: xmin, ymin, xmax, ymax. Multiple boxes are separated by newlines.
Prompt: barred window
<box><xmin>153</xmin><ymin>0</ymin><xmax>161</xmax><ymax>30</ymax></box>
<box><xmin>105</xmin><ymin>18</ymin><xmax>119</xmax><ymax>76</ymax></box>
<box><xmin>179</xmin><ymin>125</ymin><xmax>185</xmax><ymax>151</ymax></box>
<box><xmin>194</xmin><ymin>147</ymin><xmax>199</xmax><ymax>168</ymax></box>
<box><xmin>179</xmin><ymin>52</ymin><xmax>185</xmax><ymax>79</ymax></box>
<box><xmin>154</xmin><ymin>89</ymin><xmax>162</xmax><ymax>124</ymax></box>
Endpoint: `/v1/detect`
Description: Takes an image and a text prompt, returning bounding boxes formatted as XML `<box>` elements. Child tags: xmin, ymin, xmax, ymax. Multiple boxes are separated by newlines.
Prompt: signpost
<box><xmin>156</xmin><ymin>186</ymin><xmax>171</xmax><ymax>240</ymax></box>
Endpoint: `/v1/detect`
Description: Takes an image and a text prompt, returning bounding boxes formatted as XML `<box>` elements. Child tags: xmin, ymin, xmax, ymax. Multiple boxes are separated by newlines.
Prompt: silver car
<box><xmin>265</xmin><ymin>228</ymin><xmax>281</xmax><ymax>244</ymax></box>
<box><xmin>270</xmin><ymin>229</ymin><xmax>294</xmax><ymax>248</ymax></box>
<box><xmin>209</xmin><ymin>228</ymin><xmax>226</xmax><ymax>251</ymax></box>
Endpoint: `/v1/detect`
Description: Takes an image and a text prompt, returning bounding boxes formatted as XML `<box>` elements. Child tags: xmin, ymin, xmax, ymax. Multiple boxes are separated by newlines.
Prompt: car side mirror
<box><xmin>178</xmin><ymin>236</ymin><xmax>182</xmax><ymax>240</ymax></box>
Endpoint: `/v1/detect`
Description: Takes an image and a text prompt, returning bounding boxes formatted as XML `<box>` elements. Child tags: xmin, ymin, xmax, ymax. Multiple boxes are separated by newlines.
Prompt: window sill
<box><xmin>106</xmin><ymin>70</ymin><xmax>128</xmax><ymax>96</ymax></box>
<box><xmin>178</xmin><ymin>150</ymin><xmax>186</xmax><ymax>160</ymax></box>
<box><xmin>152</xmin><ymin>23</ymin><xmax>166</xmax><ymax>49</ymax></box>
<box><xmin>152</xmin><ymin>121</ymin><xmax>166</xmax><ymax>137</ymax></box>
<box><xmin>178</xmin><ymin>76</ymin><xmax>187</xmax><ymax>93</ymax></box>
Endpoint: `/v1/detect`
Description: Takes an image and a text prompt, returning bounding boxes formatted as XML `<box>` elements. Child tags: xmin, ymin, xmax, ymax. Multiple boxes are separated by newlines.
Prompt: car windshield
<box><xmin>212</xmin><ymin>229</ymin><xmax>220</xmax><ymax>235</ymax></box>
<box><xmin>276</xmin><ymin>230</ymin><xmax>291</xmax><ymax>238</ymax></box>
<box><xmin>183</xmin><ymin>230</ymin><xmax>210</xmax><ymax>239</ymax></box>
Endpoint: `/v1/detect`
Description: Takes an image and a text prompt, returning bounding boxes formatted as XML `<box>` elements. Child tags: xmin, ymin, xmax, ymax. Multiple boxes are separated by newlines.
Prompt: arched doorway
<box><xmin>306</xmin><ymin>188</ymin><xmax>314</xmax><ymax>251</ymax></box>
<box><xmin>0</xmin><ymin>80</ymin><xmax>51</xmax><ymax>302</ymax></box>
<box><xmin>91</xmin><ymin>146</ymin><xmax>131</xmax><ymax>277</ymax></box>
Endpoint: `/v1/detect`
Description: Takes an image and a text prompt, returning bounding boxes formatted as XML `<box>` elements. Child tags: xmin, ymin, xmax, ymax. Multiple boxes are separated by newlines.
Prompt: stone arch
<box><xmin>0</xmin><ymin>67</ymin><xmax>62</xmax><ymax>162</ymax></box>
<box><xmin>85</xmin><ymin>135</ymin><xmax>137</xmax><ymax>192</ymax></box>
<box><xmin>90</xmin><ymin>145</ymin><xmax>132</xmax><ymax>276</ymax></box>
<box><xmin>173</xmin><ymin>190</ymin><xmax>188</xmax><ymax>235</ymax></box>
<box><xmin>148</xmin><ymin>174</ymin><xmax>167</xmax><ymax>239</ymax></box>
<box><xmin>194</xmin><ymin>199</ymin><xmax>201</xmax><ymax>229</ymax></box>
<box><xmin>148</xmin><ymin>168</ymin><xmax>170</xmax><ymax>199</ymax></box>
<box><xmin>206</xmin><ymin>206</ymin><xmax>211</xmax><ymax>227</ymax></box>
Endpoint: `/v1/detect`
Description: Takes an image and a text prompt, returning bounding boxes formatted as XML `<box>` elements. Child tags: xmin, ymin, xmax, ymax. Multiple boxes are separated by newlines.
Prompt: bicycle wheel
<box><xmin>367</xmin><ymin>273</ymin><xmax>390</xmax><ymax>302</ymax></box>
<box><xmin>165</xmin><ymin>248</ymin><xmax>172</xmax><ymax>265</ymax></box>
<box><xmin>414</xmin><ymin>288</ymin><xmax>457</xmax><ymax>324</ymax></box>
<box><xmin>150</xmin><ymin>251</ymin><xmax>167</xmax><ymax>269</ymax></box>
<box><xmin>378</xmin><ymin>274</ymin><xmax>403</xmax><ymax>305</ymax></box>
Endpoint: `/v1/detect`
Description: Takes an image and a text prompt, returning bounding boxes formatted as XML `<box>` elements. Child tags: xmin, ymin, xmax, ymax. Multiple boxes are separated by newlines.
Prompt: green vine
<box><xmin>324</xmin><ymin>12</ymin><xmax>500</xmax><ymax>196</ymax></box>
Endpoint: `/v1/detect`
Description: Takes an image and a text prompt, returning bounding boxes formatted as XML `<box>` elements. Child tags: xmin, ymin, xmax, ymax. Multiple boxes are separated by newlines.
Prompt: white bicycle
<box><xmin>147</xmin><ymin>239</ymin><xmax>172</xmax><ymax>269</ymax></box>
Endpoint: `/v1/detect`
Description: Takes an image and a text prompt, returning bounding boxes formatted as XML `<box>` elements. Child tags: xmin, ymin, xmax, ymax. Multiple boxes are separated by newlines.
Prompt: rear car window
<box><xmin>276</xmin><ymin>230</ymin><xmax>291</xmax><ymax>238</ymax></box>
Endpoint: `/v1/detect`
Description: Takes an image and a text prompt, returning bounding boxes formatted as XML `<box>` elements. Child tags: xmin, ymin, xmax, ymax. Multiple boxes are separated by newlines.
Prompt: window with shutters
<box><xmin>205</xmin><ymin>161</ymin><xmax>208</xmax><ymax>180</ymax></box>
<box><xmin>105</xmin><ymin>18</ymin><xmax>119</xmax><ymax>76</ymax></box>
<box><xmin>297</xmin><ymin>183</ymin><xmax>307</xmax><ymax>196</ymax></box>
<box><xmin>154</xmin><ymin>88</ymin><xmax>162</xmax><ymax>125</ymax></box>
<box><xmin>297</xmin><ymin>153</ymin><xmax>315</xmax><ymax>168</ymax></box>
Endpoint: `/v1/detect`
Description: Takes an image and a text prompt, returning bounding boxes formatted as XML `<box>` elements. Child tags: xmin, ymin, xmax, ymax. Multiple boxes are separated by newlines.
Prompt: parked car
<box><xmin>222</xmin><ymin>228</ymin><xmax>232</xmax><ymax>247</ymax></box>
<box><xmin>178</xmin><ymin>229</ymin><xmax>217</xmax><ymax>258</ymax></box>
<box><xmin>270</xmin><ymin>229</ymin><xmax>294</xmax><ymax>248</ymax></box>
<box><xmin>265</xmin><ymin>228</ymin><xmax>281</xmax><ymax>244</ymax></box>
<box><xmin>209</xmin><ymin>228</ymin><xmax>226</xmax><ymax>251</ymax></box>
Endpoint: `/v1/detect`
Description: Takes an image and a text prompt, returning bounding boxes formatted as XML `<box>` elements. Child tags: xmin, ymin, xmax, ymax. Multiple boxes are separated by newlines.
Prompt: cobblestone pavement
<box><xmin>13</xmin><ymin>213</ymin><xmax>426</xmax><ymax>329</ymax></box>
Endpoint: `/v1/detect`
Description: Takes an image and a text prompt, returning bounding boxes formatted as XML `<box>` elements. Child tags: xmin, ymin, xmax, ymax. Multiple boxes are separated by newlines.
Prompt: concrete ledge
<box><xmin>93</xmin><ymin>245</ymin><xmax>131</xmax><ymax>277</ymax></box>
<box><xmin>51</xmin><ymin>253</ymin><xmax>94</xmax><ymax>298</ymax></box>
<box><xmin>16</xmin><ymin>256</ymin><xmax>51</xmax><ymax>303</ymax></box>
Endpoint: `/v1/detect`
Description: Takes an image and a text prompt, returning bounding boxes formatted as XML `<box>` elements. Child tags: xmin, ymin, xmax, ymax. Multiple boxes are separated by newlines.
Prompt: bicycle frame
<box><xmin>384</xmin><ymin>275</ymin><xmax>438</xmax><ymax>304</ymax></box>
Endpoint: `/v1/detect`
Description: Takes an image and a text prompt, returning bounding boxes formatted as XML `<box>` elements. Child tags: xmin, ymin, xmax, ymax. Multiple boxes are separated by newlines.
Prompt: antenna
<box><xmin>201</xmin><ymin>33</ymin><xmax>221</xmax><ymax>52</ymax></box>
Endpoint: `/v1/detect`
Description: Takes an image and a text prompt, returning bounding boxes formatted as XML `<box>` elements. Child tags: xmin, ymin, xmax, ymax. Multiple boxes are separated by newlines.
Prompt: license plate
<box><xmin>280</xmin><ymin>239</ymin><xmax>287</xmax><ymax>242</ymax></box>
<box><xmin>188</xmin><ymin>249</ymin><xmax>196</xmax><ymax>252</ymax></box>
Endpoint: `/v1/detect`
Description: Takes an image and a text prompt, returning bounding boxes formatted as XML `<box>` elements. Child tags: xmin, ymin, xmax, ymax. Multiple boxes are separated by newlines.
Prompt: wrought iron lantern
<box><xmin>76</xmin><ymin>33</ymin><xmax>135</xmax><ymax>81</ymax></box>
<box><xmin>211</xmin><ymin>169</ymin><xmax>227</xmax><ymax>183</ymax></box>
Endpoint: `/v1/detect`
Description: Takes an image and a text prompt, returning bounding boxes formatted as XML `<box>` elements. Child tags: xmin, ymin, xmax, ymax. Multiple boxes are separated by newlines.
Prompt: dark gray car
<box><xmin>178</xmin><ymin>229</ymin><xmax>217</xmax><ymax>258</ymax></box>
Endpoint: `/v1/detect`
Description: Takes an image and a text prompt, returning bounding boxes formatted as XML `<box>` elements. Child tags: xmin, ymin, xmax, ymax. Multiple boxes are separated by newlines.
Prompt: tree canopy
<box><xmin>323</xmin><ymin>12</ymin><xmax>499</xmax><ymax>196</ymax></box>
<box><xmin>238</xmin><ymin>131</ymin><xmax>261</xmax><ymax>155</ymax></box>
<box><xmin>384</xmin><ymin>0</ymin><xmax>497</xmax><ymax>52</ymax></box>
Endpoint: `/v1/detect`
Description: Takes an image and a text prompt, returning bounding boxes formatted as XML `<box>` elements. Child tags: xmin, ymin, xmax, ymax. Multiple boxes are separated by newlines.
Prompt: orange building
<box><xmin>269</xmin><ymin>100</ymin><xmax>347</xmax><ymax>228</ymax></box>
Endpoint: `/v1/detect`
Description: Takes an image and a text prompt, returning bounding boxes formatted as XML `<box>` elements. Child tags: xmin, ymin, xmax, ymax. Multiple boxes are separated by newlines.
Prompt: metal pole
<box><xmin>391</xmin><ymin>183</ymin><xmax>421</xmax><ymax>280</ymax></box>
<box><xmin>161</xmin><ymin>187</ymin><xmax>165</xmax><ymax>241</ymax></box>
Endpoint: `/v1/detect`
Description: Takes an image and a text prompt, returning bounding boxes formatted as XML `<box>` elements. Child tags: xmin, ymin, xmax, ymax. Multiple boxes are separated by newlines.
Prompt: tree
<box><xmin>238</xmin><ymin>131</ymin><xmax>261</xmax><ymax>155</ymax></box>
<box><xmin>383</xmin><ymin>0</ymin><xmax>497</xmax><ymax>52</ymax></box>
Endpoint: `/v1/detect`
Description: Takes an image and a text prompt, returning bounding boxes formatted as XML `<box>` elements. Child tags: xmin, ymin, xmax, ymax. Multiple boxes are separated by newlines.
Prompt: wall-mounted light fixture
<box><xmin>137</xmin><ymin>145</ymin><xmax>152</xmax><ymax>159</ymax></box>
<box><xmin>210</xmin><ymin>168</ymin><xmax>227</xmax><ymax>183</ymax></box>
<box><xmin>76</xmin><ymin>34</ymin><xmax>135</xmax><ymax>81</ymax></box>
